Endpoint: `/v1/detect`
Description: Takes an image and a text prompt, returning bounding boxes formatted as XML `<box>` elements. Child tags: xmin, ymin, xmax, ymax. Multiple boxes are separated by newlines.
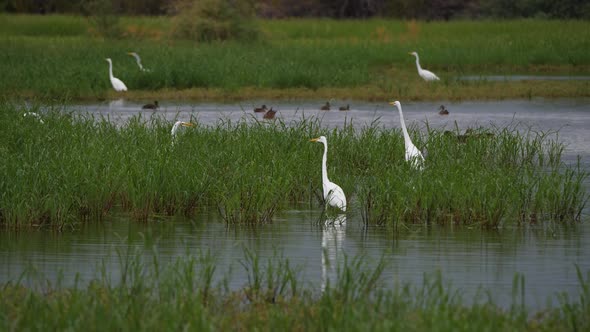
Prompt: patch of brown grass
<box><xmin>122</xmin><ymin>25</ymin><xmax>165</xmax><ymax>40</ymax></box>
<box><xmin>103</xmin><ymin>79</ymin><xmax>590</xmax><ymax>103</ymax></box>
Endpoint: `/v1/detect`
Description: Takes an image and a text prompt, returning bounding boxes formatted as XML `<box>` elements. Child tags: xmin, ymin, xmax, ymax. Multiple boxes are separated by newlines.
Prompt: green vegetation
<box><xmin>0</xmin><ymin>15</ymin><xmax>589</xmax><ymax>100</ymax></box>
<box><xmin>170</xmin><ymin>0</ymin><xmax>259</xmax><ymax>42</ymax></box>
<box><xmin>1</xmin><ymin>249</ymin><xmax>589</xmax><ymax>331</ymax></box>
<box><xmin>0</xmin><ymin>102</ymin><xmax>586</xmax><ymax>228</ymax></box>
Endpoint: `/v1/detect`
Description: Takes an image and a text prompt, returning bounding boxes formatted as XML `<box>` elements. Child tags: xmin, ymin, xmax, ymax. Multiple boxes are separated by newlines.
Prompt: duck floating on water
<box><xmin>254</xmin><ymin>105</ymin><xmax>268</xmax><ymax>113</ymax></box>
<box><xmin>263</xmin><ymin>107</ymin><xmax>277</xmax><ymax>120</ymax></box>
<box><xmin>142</xmin><ymin>100</ymin><xmax>159</xmax><ymax>110</ymax></box>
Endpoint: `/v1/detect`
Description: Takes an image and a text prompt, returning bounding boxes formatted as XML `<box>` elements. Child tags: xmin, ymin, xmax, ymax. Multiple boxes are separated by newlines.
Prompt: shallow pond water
<box><xmin>458</xmin><ymin>75</ymin><xmax>590</xmax><ymax>82</ymax></box>
<box><xmin>3</xmin><ymin>98</ymin><xmax>590</xmax><ymax>310</ymax></box>
<box><xmin>0</xmin><ymin>209</ymin><xmax>588</xmax><ymax>310</ymax></box>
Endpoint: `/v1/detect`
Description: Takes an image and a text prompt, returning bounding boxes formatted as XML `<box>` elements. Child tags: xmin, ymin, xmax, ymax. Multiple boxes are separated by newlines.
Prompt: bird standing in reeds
<box><xmin>389</xmin><ymin>100</ymin><xmax>425</xmax><ymax>170</ymax></box>
<box><xmin>105</xmin><ymin>58</ymin><xmax>127</xmax><ymax>92</ymax></box>
<box><xmin>310</xmin><ymin>136</ymin><xmax>347</xmax><ymax>212</ymax></box>
<box><xmin>171</xmin><ymin>121</ymin><xmax>195</xmax><ymax>139</ymax></box>
<box><xmin>409</xmin><ymin>52</ymin><xmax>440</xmax><ymax>81</ymax></box>
<box><xmin>127</xmin><ymin>52</ymin><xmax>151</xmax><ymax>72</ymax></box>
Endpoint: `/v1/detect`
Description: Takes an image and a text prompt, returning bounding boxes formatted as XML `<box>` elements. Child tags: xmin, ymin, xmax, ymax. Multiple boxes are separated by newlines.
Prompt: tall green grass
<box><xmin>0</xmin><ymin>16</ymin><xmax>588</xmax><ymax>99</ymax></box>
<box><xmin>1</xmin><ymin>248</ymin><xmax>589</xmax><ymax>331</ymax></box>
<box><xmin>0</xmin><ymin>102</ymin><xmax>586</xmax><ymax>227</ymax></box>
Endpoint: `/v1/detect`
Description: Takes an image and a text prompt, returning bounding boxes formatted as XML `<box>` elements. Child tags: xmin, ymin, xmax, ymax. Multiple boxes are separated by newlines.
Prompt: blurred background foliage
<box><xmin>1</xmin><ymin>0</ymin><xmax>589</xmax><ymax>19</ymax></box>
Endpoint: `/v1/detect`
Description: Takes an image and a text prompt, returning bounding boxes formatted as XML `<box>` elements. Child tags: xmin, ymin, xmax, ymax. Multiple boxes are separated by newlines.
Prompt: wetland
<box><xmin>1</xmin><ymin>15</ymin><xmax>590</xmax><ymax>331</ymax></box>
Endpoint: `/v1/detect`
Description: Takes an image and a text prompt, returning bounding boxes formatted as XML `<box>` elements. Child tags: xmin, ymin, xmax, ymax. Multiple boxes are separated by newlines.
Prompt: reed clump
<box><xmin>0</xmin><ymin>249</ymin><xmax>588</xmax><ymax>331</ymax></box>
<box><xmin>0</xmin><ymin>102</ymin><xmax>586</xmax><ymax>227</ymax></box>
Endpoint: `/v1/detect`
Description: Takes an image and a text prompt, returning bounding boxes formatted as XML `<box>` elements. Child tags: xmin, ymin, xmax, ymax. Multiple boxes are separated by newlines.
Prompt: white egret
<box><xmin>171</xmin><ymin>121</ymin><xmax>195</xmax><ymax>139</ymax></box>
<box><xmin>142</xmin><ymin>101</ymin><xmax>159</xmax><ymax>110</ymax></box>
<box><xmin>105</xmin><ymin>58</ymin><xmax>128</xmax><ymax>92</ymax></box>
<box><xmin>409</xmin><ymin>52</ymin><xmax>440</xmax><ymax>81</ymax></box>
<box><xmin>389</xmin><ymin>101</ymin><xmax>425</xmax><ymax>169</ymax></box>
<box><xmin>310</xmin><ymin>136</ymin><xmax>347</xmax><ymax>212</ymax></box>
<box><xmin>23</xmin><ymin>112</ymin><xmax>44</xmax><ymax>124</ymax></box>
<box><xmin>127</xmin><ymin>52</ymin><xmax>151</xmax><ymax>72</ymax></box>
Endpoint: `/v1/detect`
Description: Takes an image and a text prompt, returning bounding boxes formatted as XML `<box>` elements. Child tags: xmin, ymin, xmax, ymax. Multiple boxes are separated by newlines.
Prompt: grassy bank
<box><xmin>1</xmin><ymin>249</ymin><xmax>589</xmax><ymax>331</ymax></box>
<box><xmin>0</xmin><ymin>102</ymin><xmax>586</xmax><ymax>228</ymax></box>
<box><xmin>0</xmin><ymin>15</ymin><xmax>589</xmax><ymax>101</ymax></box>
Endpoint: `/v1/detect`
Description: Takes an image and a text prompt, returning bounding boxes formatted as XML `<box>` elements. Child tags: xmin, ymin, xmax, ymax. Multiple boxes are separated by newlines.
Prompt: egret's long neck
<box><xmin>135</xmin><ymin>57</ymin><xmax>144</xmax><ymax>70</ymax></box>
<box><xmin>414</xmin><ymin>55</ymin><xmax>422</xmax><ymax>72</ymax></box>
<box><xmin>171</xmin><ymin>123</ymin><xmax>180</xmax><ymax>137</ymax></box>
<box><xmin>321</xmin><ymin>141</ymin><xmax>329</xmax><ymax>185</ymax></box>
<box><xmin>397</xmin><ymin>105</ymin><xmax>412</xmax><ymax>149</ymax></box>
<box><xmin>108</xmin><ymin>61</ymin><xmax>114</xmax><ymax>79</ymax></box>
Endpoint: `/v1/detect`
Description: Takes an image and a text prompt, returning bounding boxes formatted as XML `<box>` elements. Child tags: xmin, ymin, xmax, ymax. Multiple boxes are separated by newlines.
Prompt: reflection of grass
<box><xmin>1</xmin><ymin>248</ymin><xmax>589</xmax><ymax>331</ymax></box>
<box><xmin>0</xmin><ymin>102</ymin><xmax>586</xmax><ymax>227</ymax></box>
<box><xmin>0</xmin><ymin>15</ymin><xmax>589</xmax><ymax>100</ymax></box>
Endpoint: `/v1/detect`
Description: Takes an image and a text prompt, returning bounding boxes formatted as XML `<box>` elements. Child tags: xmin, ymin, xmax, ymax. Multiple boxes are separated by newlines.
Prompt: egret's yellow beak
<box><xmin>127</xmin><ymin>52</ymin><xmax>133</xmax><ymax>55</ymax></box>
<box><xmin>182</xmin><ymin>122</ymin><xmax>196</xmax><ymax>127</ymax></box>
<box><xmin>309</xmin><ymin>137</ymin><xmax>319</xmax><ymax>142</ymax></box>
<box><xmin>408</xmin><ymin>52</ymin><xmax>413</xmax><ymax>55</ymax></box>
<box><xmin>388</xmin><ymin>101</ymin><xmax>396</xmax><ymax>105</ymax></box>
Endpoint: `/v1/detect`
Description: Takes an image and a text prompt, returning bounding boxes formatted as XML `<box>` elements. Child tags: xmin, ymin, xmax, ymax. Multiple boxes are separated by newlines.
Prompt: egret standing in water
<box><xmin>389</xmin><ymin>101</ymin><xmax>425</xmax><ymax>169</ymax></box>
<box><xmin>127</xmin><ymin>52</ymin><xmax>151</xmax><ymax>72</ymax></box>
<box><xmin>408</xmin><ymin>52</ymin><xmax>440</xmax><ymax>81</ymax></box>
<box><xmin>310</xmin><ymin>136</ymin><xmax>347</xmax><ymax>212</ymax></box>
<box><xmin>105</xmin><ymin>58</ymin><xmax>127</xmax><ymax>92</ymax></box>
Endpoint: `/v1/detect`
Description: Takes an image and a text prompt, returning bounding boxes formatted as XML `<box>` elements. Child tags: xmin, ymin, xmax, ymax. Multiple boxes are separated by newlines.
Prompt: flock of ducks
<box><xmin>251</xmin><ymin>101</ymin><xmax>351</xmax><ymax>119</ymax></box>
<box><xmin>318</xmin><ymin>101</ymin><xmax>350</xmax><ymax>111</ymax></box>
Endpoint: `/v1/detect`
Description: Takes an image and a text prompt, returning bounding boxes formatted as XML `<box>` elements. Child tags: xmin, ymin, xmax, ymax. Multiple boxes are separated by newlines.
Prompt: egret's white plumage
<box><xmin>389</xmin><ymin>101</ymin><xmax>425</xmax><ymax>169</ymax></box>
<box><xmin>310</xmin><ymin>136</ymin><xmax>347</xmax><ymax>212</ymax></box>
<box><xmin>127</xmin><ymin>52</ymin><xmax>151</xmax><ymax>72</ymax></box>
<box><xmin>409</xmin><ymin>52</ymin><xmax>440</xmax><ymax>81</ymax></box>
<box><xmin>105</xmin><ymin>58</ymin><xmax>128</xmax><ymax>92</ymax></box>
<box><xmin>23</xmin><ymin>112</ymin><xmax>44</xmax><ymax>124</ymax></box>
<box><xmin>171</xmin><ymin>121</ymin><xmax>195</xmax><ymax>139</ymax></box>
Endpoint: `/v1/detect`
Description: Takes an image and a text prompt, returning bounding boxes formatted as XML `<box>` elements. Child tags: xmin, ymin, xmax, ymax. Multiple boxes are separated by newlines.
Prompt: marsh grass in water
<box><xmin>0</xmin><ymin>247</ymin><xmax>589</xmax><ymax>331</ymax></box>
<box><xmin>0</xmin><ymin>102</ymin><xmax>586</xmax><ymax>227</ymax></box>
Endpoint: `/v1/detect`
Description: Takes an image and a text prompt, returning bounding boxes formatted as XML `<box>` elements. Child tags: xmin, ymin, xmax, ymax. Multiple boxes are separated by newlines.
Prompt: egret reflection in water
<box><xmin>321</xmin><ymin>214</ymin><xmax>346</xmax><ymax>293</ymax></box>
<box><xmin>108</xmin><ymin>98</ymin><xmax>125</xmax><ymax>110</ymax></box>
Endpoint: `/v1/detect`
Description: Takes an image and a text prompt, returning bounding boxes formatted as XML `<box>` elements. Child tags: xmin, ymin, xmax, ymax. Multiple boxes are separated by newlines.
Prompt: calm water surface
<box><xmin>3</xmin><ymin>98</ymin><xmax>590</xmax><ymax>310</ymax></box>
